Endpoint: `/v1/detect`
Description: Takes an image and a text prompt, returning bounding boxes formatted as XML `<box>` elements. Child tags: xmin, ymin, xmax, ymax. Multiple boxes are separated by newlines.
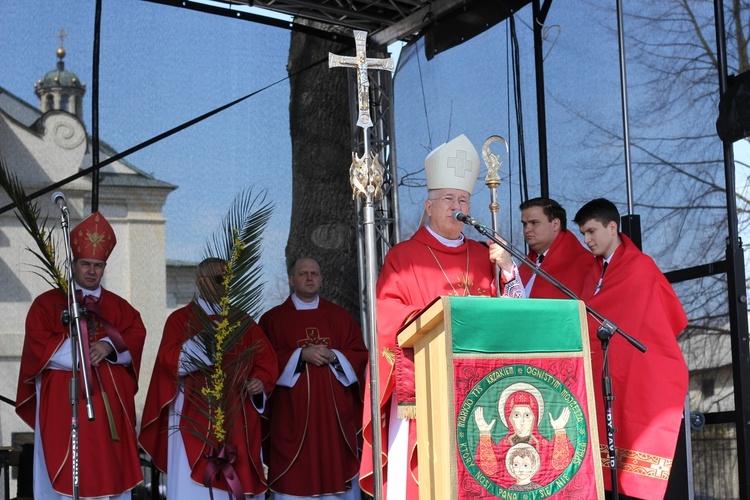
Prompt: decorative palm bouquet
<box><xmin>178</xmin><ymin>189</ymin><xmax>273</xmax><ymax>498</ymax></box>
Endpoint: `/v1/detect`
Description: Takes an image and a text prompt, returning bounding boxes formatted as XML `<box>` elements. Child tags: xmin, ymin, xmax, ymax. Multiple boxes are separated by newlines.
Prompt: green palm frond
<box><xmin>204</xmin><ymin>188</ymin><xmax>273</xmax><ymax>320</ymax></box>
<box><xmin>176</xmin><ymin>188</ymin><xmax>273</xmax><ymax>449</ymax></box>
<box><xmin>0</xmin><ymin>157</ymin><xmax>67</xmax><ymax>294</ymax></box>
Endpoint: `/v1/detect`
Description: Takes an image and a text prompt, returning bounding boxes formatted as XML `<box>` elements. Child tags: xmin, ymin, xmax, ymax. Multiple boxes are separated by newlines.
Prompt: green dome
<box><xmin>35</xmin><ymin>48</ymin><xmax>85</xmax><ymax>93</ymax></box>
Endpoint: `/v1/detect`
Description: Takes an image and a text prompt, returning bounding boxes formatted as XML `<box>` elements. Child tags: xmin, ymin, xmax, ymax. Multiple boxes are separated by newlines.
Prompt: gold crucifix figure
<box><xmin>328</xmin><ymin>30</ymin><xmax>394</xmax><ymax>129</ymax></box>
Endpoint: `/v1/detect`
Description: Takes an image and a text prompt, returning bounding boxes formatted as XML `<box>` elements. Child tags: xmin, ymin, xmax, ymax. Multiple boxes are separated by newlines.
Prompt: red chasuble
<box><xmin>139</xmin><ymin>302</ymin><xmax>278</xmax><ymax>495</ymax></box>
<box><xmin>15</xmin><ymin>288</ymin><xmax>146</xmax><ymax>498</ymax></box>
<box><xmin>518</xmin><ymin>229</ymin><xmax>594</xmax><ymax>299</ymax></box>
<box><xmin>259</xmin><ymin>297</ymin><xmax>368</xmax><ymax>497</ymax></box>
<box><xmin>581</xmin><ymin>234</ymin><xmax>688</xmax><ymax>499</ymax></box>
<box><xmin>359</xmin><ymin>227</ymin><xmax>495</xmax><ymax>498</ymax></box>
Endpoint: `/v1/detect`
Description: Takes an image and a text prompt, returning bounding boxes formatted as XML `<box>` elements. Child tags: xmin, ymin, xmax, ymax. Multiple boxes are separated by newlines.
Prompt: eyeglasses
<box><xmin>429</xmin><ymin>195</ymin><xmax>470</xmax><ymax>207</ymax></box>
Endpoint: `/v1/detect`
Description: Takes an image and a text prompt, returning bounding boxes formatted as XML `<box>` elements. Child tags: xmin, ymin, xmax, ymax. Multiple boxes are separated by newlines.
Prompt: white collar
<box><xmin>196</xmin><ymin>296</ymin><xmax>221</xmax><ymax>315</ymax></box>
<box><xmin>291</xmin><ymin>293</ymin><xmax>319</xmax><ymax>310</ymax></box>
<box><xmin>74</xmin><ymin>284</ymin><xmax>102</xmax><ymax>298</ymax></box>
<box><xmin>426</xmin><ymin>224</ymin><xmax>465</xmax><ymax>248</ymax></box>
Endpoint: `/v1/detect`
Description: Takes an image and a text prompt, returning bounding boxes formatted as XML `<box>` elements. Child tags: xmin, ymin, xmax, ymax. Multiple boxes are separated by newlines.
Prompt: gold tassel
<box><xmin>101</xmin><ymin>391</ymin><xmax>120</xmax><ymax>441</ymax></box>
<box><xmin>382</xmin><ymin>347</ymin><xmax>395</xmax><ymax>366</ymax></box>
<box><xmin>398</xmin><ymin>403</ymin><xmax>417</xmax><ymax>420</ymax></box>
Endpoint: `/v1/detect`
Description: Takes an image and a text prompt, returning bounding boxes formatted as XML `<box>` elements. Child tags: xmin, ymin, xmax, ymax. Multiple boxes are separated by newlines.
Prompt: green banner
<box><xmin>448</xmin><ymin>296</ymin><xmax>584</xmax><ymax>354</ymax></box>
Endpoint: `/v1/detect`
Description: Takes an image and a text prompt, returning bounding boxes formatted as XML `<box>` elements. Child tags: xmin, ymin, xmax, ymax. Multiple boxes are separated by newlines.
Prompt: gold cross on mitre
<box><xmin>328</xmin><ymin>30</ymin><xmax>394</xmax><ymax>129</ymax></box>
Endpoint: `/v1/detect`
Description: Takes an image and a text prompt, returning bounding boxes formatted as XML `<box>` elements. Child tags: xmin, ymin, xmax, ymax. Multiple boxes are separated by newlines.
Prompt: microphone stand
<box><xmin>57</xmin><ymin>206</ymin><xmax>95</xmax><ymax>500</ymax></box>
<box><xmin>457</xmin><ymin>212</ymin><xmax>645</xmax><ymax>499</ymax></box>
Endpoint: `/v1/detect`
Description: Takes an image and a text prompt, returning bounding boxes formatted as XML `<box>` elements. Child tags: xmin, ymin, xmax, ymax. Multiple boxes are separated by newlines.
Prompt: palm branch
<box><xmin>179</xmin><ymin>188</ymin><xmax>273</xmax><ymax>448</ymax></box>
<box><xmin>205</xmin><ymin>188</ymin><xmax>273</xmax><ymax>320</ymax></box>
<box><xmin>0</xmin><ymin>157</ymin><xmax>66</xmax><ymax>294</ymax></box>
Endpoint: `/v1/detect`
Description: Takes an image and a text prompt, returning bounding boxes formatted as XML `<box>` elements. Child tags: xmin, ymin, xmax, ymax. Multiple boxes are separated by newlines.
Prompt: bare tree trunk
<box><xmin>286</xmin><ymin>25</ymin><xmax>360</xmax><ymax>320</ymax></box>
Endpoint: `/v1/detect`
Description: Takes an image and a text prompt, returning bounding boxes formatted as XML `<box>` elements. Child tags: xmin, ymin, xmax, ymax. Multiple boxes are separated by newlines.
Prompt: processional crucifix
<box><xmin>329</xmin><ymin>30</ymin><xmax>393</xmax><ymax>499</ymax></box>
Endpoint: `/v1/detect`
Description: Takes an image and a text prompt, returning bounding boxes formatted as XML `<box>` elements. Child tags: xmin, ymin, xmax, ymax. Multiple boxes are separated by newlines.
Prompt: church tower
<box><xmin>33</xmin><ymin>28</ymin><xmax>86</xmax><ymax>120</ymax></box>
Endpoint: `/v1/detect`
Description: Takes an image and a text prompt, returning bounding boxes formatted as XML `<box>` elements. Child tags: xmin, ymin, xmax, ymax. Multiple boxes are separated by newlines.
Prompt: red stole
<box><xmin>518</xmin><ymin>229</ymin><xmax>594</xmax><ymax>298</ymax></box>
<box><xmin>581</xmin><ymin>234</ymin><xmax>688</xmax><ymax>498</ymax></box>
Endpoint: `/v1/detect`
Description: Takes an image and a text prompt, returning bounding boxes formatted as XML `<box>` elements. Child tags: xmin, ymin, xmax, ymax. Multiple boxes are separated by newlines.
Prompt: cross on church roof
<box><xmin>57</xmin><ymin>27</ymin><xmax>68</xmax><ymax>49</ymax></box>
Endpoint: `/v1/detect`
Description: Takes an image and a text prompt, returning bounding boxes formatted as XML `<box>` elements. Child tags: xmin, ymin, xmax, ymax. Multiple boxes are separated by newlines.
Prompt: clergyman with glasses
<box><xmin>359</xmin><ymin>134</ymin><xmax>519</xmax><ymax>498</ymax></box>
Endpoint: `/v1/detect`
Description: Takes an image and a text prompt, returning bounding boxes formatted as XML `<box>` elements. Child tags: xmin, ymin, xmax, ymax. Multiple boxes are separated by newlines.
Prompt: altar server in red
<box><xmin>139</xmin><ymin>257</ymin><xmax>278</xmax><ymax>498</ymax></box>
<box><xmin>260</xmin><ymin>257</ymin><xmax>368</xmax><ymax>499</ymax></box>
<box><xmin>574</xmin><ymin>198</ymin><xmax>689</xmax><ymax>500</ymax></box>
<box><xmin>360</xmin><ymin>135</ymin><xmax>519</xmax><ymax>499</ymax></box>
<box><xmin>489</xmin><ymin>197</ymin><xmax>594</xmax><ymax>298</ymax></box>
<box><xmin>16</xmin><ymin>211</ymin><xmax>146</xmax><ymax>499</ymax></box>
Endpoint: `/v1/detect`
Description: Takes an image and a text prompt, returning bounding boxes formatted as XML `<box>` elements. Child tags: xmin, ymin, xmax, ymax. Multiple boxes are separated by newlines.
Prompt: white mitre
<box><xmin>424</xmin><ymin>134</ymin><xmax>480</xmax><ymax>194</ymax></box>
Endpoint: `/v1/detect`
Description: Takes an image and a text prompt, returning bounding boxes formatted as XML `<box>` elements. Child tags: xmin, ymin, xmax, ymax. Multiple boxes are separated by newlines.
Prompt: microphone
<box><xmin>51</xmin><ymin>191</ymin><xmax>69</xmax><ymax>214</ymax></box>
<box><xmin>452</xmin><ymin>210</ymin><xmax>481</xmax><ymax>227</ymax></box>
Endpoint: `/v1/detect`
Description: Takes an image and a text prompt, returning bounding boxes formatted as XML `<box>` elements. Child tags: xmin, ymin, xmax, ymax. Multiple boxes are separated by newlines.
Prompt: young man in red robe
<box><xmin>139</xmin><ymin>258</ymin><xmax>278</xmax><ymax>499</ymax></box>
<box><xmin>16</xmin><ymin>211</ymin><xmax>146</xmax><ymax>499</ymax></box>
<box><xmin>574</xmin><ymin>198</ymin><xmax>689</xmax><ymax>500</ymax></box>
<box><xmin>359</xmin><ymin>134</ymin><xmax>519</xmax><ymax>499</ymax></box>
<box><xmin>259</xmin><ymin>257</ymin><xmax>368</xmax><ymax>500</ymax></box>
<box><xmin>488</xmin><ymin>197</ymin><xmax>594</xmax><ymax>298</ymax></box>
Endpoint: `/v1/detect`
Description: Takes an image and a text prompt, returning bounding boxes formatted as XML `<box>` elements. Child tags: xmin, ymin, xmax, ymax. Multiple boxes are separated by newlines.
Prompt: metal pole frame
<box><xmin>347</xmin><ymin>64</ymin><xmax>400</xmax><ymax>333</ymax></box>
<box><xmin>713</xmin><ymin>0</ymin><xmax>750</xmax><ymax>496</ymax></box>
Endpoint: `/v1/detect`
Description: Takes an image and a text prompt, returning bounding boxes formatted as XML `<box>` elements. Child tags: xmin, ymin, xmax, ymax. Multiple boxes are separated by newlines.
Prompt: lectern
<box><xmin>398</xmin><ymin>296</ymin><xmax>604</xmax><ymax>499</ymax></box>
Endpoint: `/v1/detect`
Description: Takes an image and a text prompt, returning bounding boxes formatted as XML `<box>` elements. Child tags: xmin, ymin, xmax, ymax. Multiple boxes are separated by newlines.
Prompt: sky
<box><xmin>1</xmin><ymin>0</ymin><xmax>297</xmax><ymax>303</ymax></box>
<box><xmin>0</xmin><ymin>0</ymin><xmax>735</xmax><ymax>304</ymax></box>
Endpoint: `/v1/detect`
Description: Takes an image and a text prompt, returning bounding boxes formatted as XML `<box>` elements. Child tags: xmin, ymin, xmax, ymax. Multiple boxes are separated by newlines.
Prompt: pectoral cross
<box><xmin>329</xmin><ymin>30</ymin><xmax>394</xmax><ymax>129</ymax></box>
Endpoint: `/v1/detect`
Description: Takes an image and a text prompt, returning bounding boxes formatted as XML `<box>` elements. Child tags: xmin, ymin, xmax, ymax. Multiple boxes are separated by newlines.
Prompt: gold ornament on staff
<box><xmin>482</xmin><ymin>135</ymin><xmax>509</xmax><ymax>296</ymax></box>
<box><xmin>482</xmin><ymin>135</ymin><xmax>509</xmax><ymax>232</ymax></box>
<box><xmin>350</xmin><ymin>151</ymin><xmax>384</xmax><ymax>201</ymax></box>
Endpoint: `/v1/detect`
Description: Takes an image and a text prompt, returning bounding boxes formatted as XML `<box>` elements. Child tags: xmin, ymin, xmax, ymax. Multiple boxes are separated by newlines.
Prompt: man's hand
<box><xmin>90</xmin><ymin>341</ymin><xmax>114</xmax><ymax>366</ymax></box>
<box><xmin>487</xmin><ymin>239</ymin><xmax>514</xmax><ymax>273</ymax></box>
<box><xmin>246</xmin><ymin>377</ymin><xmax>264</xmax><ymax>395</ymax></box>
<box><xmin>300</xmin><ymin>345</ymin><xmax>335</xmax><ymax>367</ymax></box>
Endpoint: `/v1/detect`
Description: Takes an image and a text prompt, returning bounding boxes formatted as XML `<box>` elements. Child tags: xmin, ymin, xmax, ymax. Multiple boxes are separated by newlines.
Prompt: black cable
<box><xmin>509</xmin><ymin>15</ymin><xmax>529</xmax><ymax>204</ymax></box>
<box><xmin>0</xmin><ymin>57</ymin><xmax>328</xmax><ymax>215</ymax></box>
<box><xmin>91</xmin><ymin>0</ymin><xmax>102</xmax><ymax>213</ymax></box>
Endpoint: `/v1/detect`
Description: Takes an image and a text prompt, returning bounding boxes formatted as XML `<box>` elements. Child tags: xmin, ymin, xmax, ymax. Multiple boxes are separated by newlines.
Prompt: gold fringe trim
<box><xmin>398</xmin><ymin>403</ymin><xmax>417</xmax><ymax>420</ymax></box>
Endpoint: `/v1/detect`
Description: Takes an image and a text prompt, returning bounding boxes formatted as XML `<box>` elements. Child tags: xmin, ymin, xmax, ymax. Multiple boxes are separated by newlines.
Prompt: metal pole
<box><xmin>713</xmin><ymin>1</ymin><xmax>750</xmax><ymax>497</ymax></box>
<box><xmin>361</xmin><ymin>132</ymin><xmax>384</xmax><ymax>500</ymax></box>
<box><xmin>329</xmin><ymin>32</ymin><xmax>393</xmax><ymax>498</ymax></box>
<box><xmin>615</xmin><ymin>0</ymin><xmax>635</xmax><ymax>215</ymax></box>
<box><xmin>532</xmin><ymin>0</ymin><xmax>550</xmax><ymax>198</ymax></box>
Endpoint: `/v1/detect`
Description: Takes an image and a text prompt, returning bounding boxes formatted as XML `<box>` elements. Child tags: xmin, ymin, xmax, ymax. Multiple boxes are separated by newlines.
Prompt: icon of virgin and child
<box><xmin>473</xmin><ymin>381</ymin><xmax>574</xmax><ymax>490</ymax></box>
